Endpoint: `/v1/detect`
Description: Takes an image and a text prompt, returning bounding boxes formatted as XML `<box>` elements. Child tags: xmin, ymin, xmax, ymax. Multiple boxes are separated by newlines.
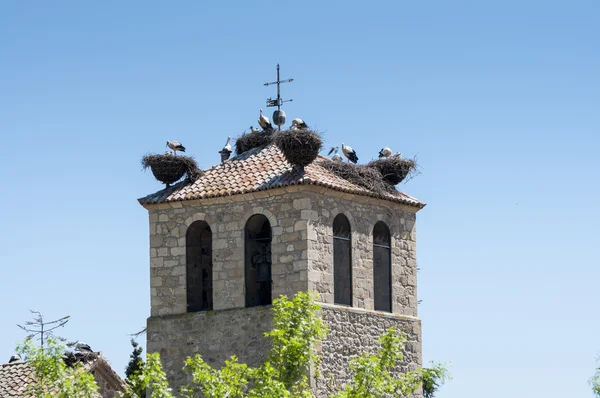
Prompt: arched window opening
<box><xmin>186</xmin><ymin>221</ymin><xmax>213</xmax><ymax>312</ymax></box>
<box><xmin>245</xmin><ymin>215</ymin><xmax>272</xmax><ymax>307</ymax></box>
<box><xmin>333</xmin><ymin>214</ymin><xmax>352</xmax><ymax>306</ymax></box>
<box><xmin>373</xmin><ymin>221</ymin><xmax>392</xmax><ymax>312</ymax></box>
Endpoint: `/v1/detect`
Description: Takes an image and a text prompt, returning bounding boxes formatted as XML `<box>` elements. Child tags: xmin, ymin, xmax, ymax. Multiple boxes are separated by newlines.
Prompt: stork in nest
<box><xmin>258</xmin><ymin>109</ymin><xmax>274</xmax><ymax>132</ymax></box>
<box><xmin>342</xmin><ymin>143</ymin><xmax>358</xmax><ymax>164</ymax></box>
<box><xmin>166</xmin><ymin>140</ymin><xmax>186</xmax><ymax>156</ymax></box>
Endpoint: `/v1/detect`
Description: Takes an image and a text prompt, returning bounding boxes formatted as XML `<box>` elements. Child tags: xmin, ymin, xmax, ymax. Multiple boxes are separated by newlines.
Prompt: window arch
<box><xmin>245</xmin><ymin>214</ymin><xmax>272</xmax><ymax>307</ymax></box>
<box><xmin>373</xmin><ymin>221</ymin><xmax>392</xmax><ymax>312</ymax></box>
<box><xmin>186</xmin><ymin>221</ymin><xmax>213</xmax><ymax>312</ymax></box>
<box><xmin>333</xmin><ymin>214</ymin><xmax>352</xmax><ymax>306</ymax></box>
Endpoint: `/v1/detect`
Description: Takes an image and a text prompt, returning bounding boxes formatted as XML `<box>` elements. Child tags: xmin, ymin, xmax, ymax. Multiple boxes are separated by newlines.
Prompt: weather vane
<box><xmin>264</xmin><ymin>64</ymin><xmax>293</xmax><ymax>130</ymax></box>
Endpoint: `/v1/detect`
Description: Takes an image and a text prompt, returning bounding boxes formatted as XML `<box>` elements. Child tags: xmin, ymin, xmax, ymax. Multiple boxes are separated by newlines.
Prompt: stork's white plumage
<box><xmin>222</xmin><ymin>136</ymin><xmax>232</xmax><ymax>153</ymax></box>
<box><xmin>332</xmin><ymin>154</ymin><xmax>343</xmax><ymax>162</ymax></box>
<box><xmin>291</xmin><ymin>118</ymin><xmax>307</xmax><ymax>129</ymax></box>
<box><xmin>166</xmin><ymin>140</ymin><xmax>186</xmax><ymax>156</ymax></box>
<box><xmin>391</xmin><ymin>152</ymin><xmax>403</xmax><ymax>159</ymax></box>
<box><xmin>250</xmin><ymin>126</ymin><xmax>260</xmax><ymax>133</ymax></box>
<box><xmin>341</xmin><ymin>143</ymin><xmax>358</xmax><ymax>164</ymax></box>
<box><xmin>75</xmin><ymin>342</ymin><xmax>93</xmax><ymax>353</ymax></box>
<box><xmin>378</xmin><ymin>147</ymin><xmax>392</xmax><ymax>158</ymax></box>
<box><xmin>258</xmin><ymin>109</ymin><xmax>273</xmax><ymax>132</ymax></box>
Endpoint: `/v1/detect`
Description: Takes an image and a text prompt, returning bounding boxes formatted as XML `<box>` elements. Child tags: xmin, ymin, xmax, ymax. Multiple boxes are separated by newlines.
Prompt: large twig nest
<box><xmin>142</xmin><ymin>154</ymin><xmax>202</xmax><ymax>186</ymax></box>
<box><xmin>235</xmin><ymin>131</ymin><xmax>274</xmax><ymax>155</ymax></box>
<box><xmin>273</xmin><ymin>129</ymin><xmax>323</xmax><ymax>167</ymax></box>
<box><xmin>367</xmin><ymin>157</ymin><xmax>417</xmax><ymax>185</ymax></box>
<box><xmin>320</xmin><ymin>161</ymin><xmax>395</xmax><ymax>195</ymax></box>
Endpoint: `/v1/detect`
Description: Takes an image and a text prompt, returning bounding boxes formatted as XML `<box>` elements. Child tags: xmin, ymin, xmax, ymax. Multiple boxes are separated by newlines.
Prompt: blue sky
<box><xmin>0</xmin><ymin>1</ymin><xmax>599</xmax><ymax>397</ymax></box>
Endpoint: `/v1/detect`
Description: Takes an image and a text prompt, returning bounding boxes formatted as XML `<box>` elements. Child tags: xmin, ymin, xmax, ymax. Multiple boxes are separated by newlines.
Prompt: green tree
<box><xmin>17</xmin><ymin>337</ymin><xmax>99</xmax><ymax>398</ymax></box>
<box><xmin>122</xmin><ymin>339</ymin><xmax>147</xmax><ymax>398</ymax></box>
<box><xmin>591</xmin><ymin>361</ymin><xmax>600</xmax><ymax>397</ymax></box>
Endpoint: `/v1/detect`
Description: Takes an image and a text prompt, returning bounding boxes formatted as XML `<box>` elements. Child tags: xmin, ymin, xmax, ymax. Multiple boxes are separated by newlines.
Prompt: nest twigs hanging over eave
<box><xmin>141</xmin><ymin>154</ymin><xmax>203</xmax><ymax>187</ymax></box>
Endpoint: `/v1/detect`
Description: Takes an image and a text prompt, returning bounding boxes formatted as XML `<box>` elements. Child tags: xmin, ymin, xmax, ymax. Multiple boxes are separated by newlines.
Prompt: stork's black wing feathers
<box><xmin>176</xmin><ymin>145</ymin><xmax>186</xmax><ymax>152</ymax></box>
<box><xmin>349</xmin><ymin>151</ymin><xmax>358</xmax><ymax>163</ymax></box>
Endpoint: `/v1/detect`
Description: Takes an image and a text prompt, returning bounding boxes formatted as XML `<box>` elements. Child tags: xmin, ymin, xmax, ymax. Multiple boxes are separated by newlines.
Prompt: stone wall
<box><xmin>147</xmin><ymin>306</ymin><xmax>273</xmax><ymax>392</ymax></box>
<box><xmin>146</xmin><ymin>188</ymin><xmax>314</xmax><ymax>315</ymax></box>
<box><xmin>306</xmin><ymin>190</ymin><xmax>419</xmax><ymax>316</ymax></box>
<box><xmin>314</xmin><ymin>305</ymin><xmax>422</xmax><ymax>397</ymax></box>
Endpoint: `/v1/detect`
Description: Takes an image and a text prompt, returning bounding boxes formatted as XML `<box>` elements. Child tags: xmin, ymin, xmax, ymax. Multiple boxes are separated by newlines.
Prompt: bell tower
<box><xmin>139</xmin><ymin>143</ymin><xmax>424</xmax><ymax>396</ymax></box>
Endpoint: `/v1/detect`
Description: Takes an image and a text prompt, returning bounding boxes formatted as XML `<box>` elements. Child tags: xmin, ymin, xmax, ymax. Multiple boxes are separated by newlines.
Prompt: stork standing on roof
<box><xmin>291</xmin><ymin>118</ymin><xmax>307</xmax><ymax>129</ymax></box>
<box><xmin>258</xmin><ymin>109</ymin><xmax>273</xmax><ymax>132</ymax></box>
<box><xmin>341</xmin><ymin>143</ymin><xmax>358</xmax><ymax>164</ymax></box>
<box><xmin>378</xmin><ymin>147</ymin><xmax>392</xmax><ymax>158</ymax></box>
<box><xmin>166</xmin><ymin>140</ymin><xmax>186</xmax><ymax>156</ymax></box>
<box><xmin>222</xmin><ymin>136</ymin><xmax>232</xmax><ymax>153</ymax></box>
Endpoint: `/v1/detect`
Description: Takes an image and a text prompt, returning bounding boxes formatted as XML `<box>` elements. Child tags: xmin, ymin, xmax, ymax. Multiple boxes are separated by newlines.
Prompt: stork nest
<box><xmin>141</xmin><ymin>154</ymin><xmax>202</xmax><ymax>187</ymax></box>
<box><xmin>273</xmin><ymin>129</ymin><xmax>323</xmax><ymax>167</ymax></box>
<box><xmin>320</xmin><ymin>161</ymin><xmax>395</xmax><ymax>195</ymax></box>
<box><xmin>235</xmin><ymin>130</ymin><xmax>274</xmax><ymax>155</ymax></box>
<box><xmin>367</xmin><ymin>156</ymin><xmax>418</xmax><ymax>185</ymax></box>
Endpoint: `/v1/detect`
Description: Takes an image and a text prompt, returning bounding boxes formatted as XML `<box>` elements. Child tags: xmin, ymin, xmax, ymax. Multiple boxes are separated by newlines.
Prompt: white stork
<box><xmin>258</xmin><ymin>109</ymin><xmax>273</xmax><ymax>132</ymax></box>
<box><xmin>250</xmin><ymin>126</ymin><xmax>260</xmax><ymax>133</ymax></box>
<box><xmin>75</xmin><ymin>342</ymin><xmax>93</xmax><ymax>353</ymax></box>
<box><xmin>327</xmin><ymin>146</ymin><xmax>343</xmax><ymax>162</ymax></box>
<box><xmin>166</xmin><ymin>140</ymin><xmax>186</xmax><ymax>156</ymax></box>
<box><xmin>222</xmin><ymin>136</ymin><xmax>232</xmax><ymax>153</ymax></box>
<box><xmin>341</xmin><ymin>143</ymin><xmax>358</xmax><ymax>164</ymax></box>
<box><xmin>391</xmin><ymin>152</ymin><xmax>403</xmax><ymax>159</ymax></box>
<box><xmin>378</xmin><ymin>147</ymin><xmax>392</xmax><ymax>158</ymax></box>
<box><xmin>291</xmin><ymin>118</ymin><xmax>307</xmax><ymax>129</ymax></box>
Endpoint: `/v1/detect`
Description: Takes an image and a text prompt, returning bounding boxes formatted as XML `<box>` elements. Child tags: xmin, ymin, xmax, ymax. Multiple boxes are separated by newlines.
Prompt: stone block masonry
<box><xmin>143</xmin><ymin>185</ymin><xmax>422</xmax><ymax>396</ymax></box>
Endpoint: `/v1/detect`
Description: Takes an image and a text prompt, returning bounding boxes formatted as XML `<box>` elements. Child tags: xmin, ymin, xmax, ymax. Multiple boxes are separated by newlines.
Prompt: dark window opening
<box><xmin>186</xmin><ymin>221</ymin><xmax>213</xmax><ymax>312</ymax></box>
<box><xmin>333</xmin><ymin>214</ymin><xmax>352</xmax><ymax>306</ymax></box>
<box><xmin>373</xmin><ymin>221</ymin><xmax>392</xmax><ymax>312</ymax></box>
<box><xmin>245</xmin><ymin>214</ymin><xmax>272</xmax><ymax>307</ymax></box>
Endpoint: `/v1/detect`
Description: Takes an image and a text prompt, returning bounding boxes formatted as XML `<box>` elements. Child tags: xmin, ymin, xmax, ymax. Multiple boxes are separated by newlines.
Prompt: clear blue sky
<box><xmin>1</xmin><ymin>1</ymin><xmax>598</xmax><ymax>397</ymax></box>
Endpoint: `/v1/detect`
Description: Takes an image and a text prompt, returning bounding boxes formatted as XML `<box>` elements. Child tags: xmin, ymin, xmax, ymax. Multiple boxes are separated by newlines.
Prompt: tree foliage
<box><xmin>122</xmin><ymin>339</ymin><xmax>147</xmax><ymax>398</ymax></box>
<box><xmin>591</xmin><ymin>361</ymin><xmax>600</xmax><ymax>397</ymax></box>
<box><xmin>17</xmin><ymin>337</ymin><xmax>99</xmax><ymax>398</ymax></box>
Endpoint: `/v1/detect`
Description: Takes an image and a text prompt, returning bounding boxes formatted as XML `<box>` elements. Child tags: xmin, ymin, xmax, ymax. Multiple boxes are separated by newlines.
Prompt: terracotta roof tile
<box><xmin>138</xmin><ymin>144</ymin><xmax>424</xmax><ymax>208</ymax></box>
<box><xmin>0</xmin><ymin>362</ymin><xmax>33</xmax><ymax>397</ymax></box>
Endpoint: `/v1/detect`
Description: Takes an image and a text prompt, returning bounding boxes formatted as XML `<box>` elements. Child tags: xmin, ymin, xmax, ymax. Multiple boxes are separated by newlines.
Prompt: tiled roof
<box><xmin>0</xmin><ymin>354</ymin><xmax>126</xmax><ymax>398</ymax></box>
<box><xmin>138</xmin><ymin>144</ymin><xmax>424</xmax><ymax>208</ymax></box>
<box><xmin>0</xmin><ymin>362</ymin><xmax>33</xmax><ymax>397</ymax></box>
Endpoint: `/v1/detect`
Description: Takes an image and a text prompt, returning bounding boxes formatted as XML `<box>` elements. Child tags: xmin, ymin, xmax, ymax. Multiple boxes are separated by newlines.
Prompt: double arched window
<box><xmin>245</xmin><ymin>215</ymin><xmax>272</xmax><ymax>307</ymax></box>
<box><xmin>186</xmin><ymin>221</ymin><xmax>213</xmax><ymax>312</ymax></box>
<box><xmin>373</xmin><ymin>221</ymin><xmax>392</xmax><ymax>312</ymax></box>
<box><xmin>333</xmin><ymin>214</ymin><xmax>352</xmax><ymax>306</ymax></box>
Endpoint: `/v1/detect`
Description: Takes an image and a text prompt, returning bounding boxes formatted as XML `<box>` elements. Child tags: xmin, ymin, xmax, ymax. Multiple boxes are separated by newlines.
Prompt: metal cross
<box><xmin>264</xmin><ymin>64</ymin><xmax>294</xmax><ymax>110</ymax></box>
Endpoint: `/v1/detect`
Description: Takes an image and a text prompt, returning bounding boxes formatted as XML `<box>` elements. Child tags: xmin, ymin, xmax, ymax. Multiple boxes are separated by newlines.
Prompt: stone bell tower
<box><xmin>138</xmin><ymin>143</ymin><xmax>425</xmax><ymax>396</ymax></box>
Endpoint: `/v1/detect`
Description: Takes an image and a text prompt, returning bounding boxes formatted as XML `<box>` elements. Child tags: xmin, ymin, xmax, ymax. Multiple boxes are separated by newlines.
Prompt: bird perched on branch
<box><xmin>342</xmin><ymin>143</ymin><xmax>358</xmax><ymax>164</ymax></box>
<box><xmin>328</xmin><ymin>146</ymin><xmax>343</xmax><ymax>162</ymax></box>
<box><xmin>258</xmin><ymin>109</ymin><xmax>273</xmax><ymax>132</ymax></box>
<box><xmin>378</xmin><ymin>147</ymin><xmax>392</xmax><ymax>158</ymax></box>
<box><xmin>291</xmin><ymin>118</ymin><xmax>307</xmax><ymax>129</ymax></box>
<box><xmin>75</xmin><ymin>342</ymin><xmax>93</xmax><ymax>353</ymax></box>
<box><xmin>166</xmin><ymin>140</ymin><xmax>186</xmax><ymax>156</ymax></box>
